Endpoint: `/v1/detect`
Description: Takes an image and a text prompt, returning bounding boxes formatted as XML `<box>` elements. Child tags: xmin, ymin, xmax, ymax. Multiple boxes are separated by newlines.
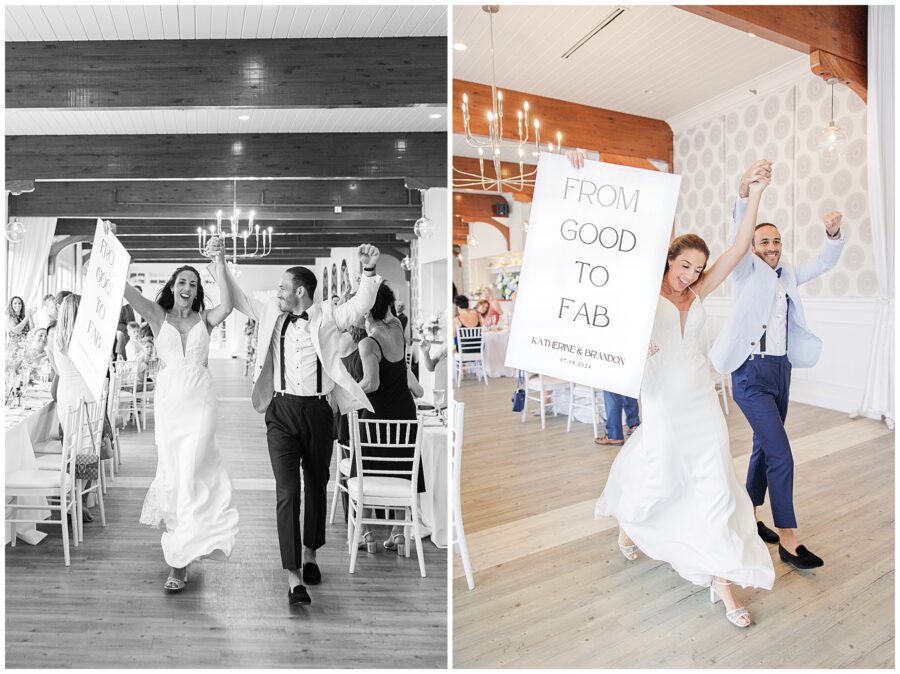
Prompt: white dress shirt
<box><xmin>753</xmin><ymin>275</ymin><xmax>788</xmax><ymax>356</ymax></box>
<box><xmin>271</xmin><ymin>315</ymin><xmax>335</xmax><ymax>396</ymax></box>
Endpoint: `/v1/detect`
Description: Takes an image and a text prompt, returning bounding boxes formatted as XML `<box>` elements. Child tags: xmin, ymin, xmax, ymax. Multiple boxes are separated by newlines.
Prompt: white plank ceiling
<box><xmin>6</xmin><ymin>4</ymin><xmax>448</xmax><ymax>135</ymax></box>
<box><xmin>6</xmin><ymin>5</ymin><xmax>447</xmax><ymax>41</ymax></box>
<box><xmin>452</xmin><ymin>4</ymin><xmax>803</xmax><ymax>121</ymax></box>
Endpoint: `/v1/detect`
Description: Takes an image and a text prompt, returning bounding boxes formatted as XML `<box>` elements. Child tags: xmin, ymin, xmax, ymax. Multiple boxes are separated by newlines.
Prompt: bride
<box><xmin>568</xmin><ymin>153</ymin><xmax>776</xmax><ymax>627</ymax></box>
<box><xmin>121</xmin><ymin>236</ymin><xmax>239</xmax><ymax>591</ymax></box>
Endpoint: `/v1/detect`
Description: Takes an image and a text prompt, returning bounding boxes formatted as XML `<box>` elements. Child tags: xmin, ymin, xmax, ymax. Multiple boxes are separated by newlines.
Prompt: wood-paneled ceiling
<box><xmin>452</xmin><ymin>4</ymin><xmax>803</xmax><ymax>121</ymax></box>
<box><xmin>6</xmin><ymin>4</ymin><xmax>448</xmax><ymax>265</ymax></box>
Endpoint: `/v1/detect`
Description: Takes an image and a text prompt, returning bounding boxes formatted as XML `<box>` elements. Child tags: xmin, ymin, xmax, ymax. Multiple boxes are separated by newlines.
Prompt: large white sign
<box><xmin>70</xmin><ymin>220</ymin><xmax>131</xmax><ymax>405</ymax></box>
<box><xmin>505</xmin><ymin>153</ymin><xmax>681</xmax><ymax>398</ymax></box>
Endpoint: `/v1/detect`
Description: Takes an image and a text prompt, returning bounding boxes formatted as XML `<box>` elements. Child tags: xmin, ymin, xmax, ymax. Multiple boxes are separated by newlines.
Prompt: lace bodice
<box><xmin>156</xmin><ymin>318</ymin><xmax>210</xmax><ymax>370</ymax></box>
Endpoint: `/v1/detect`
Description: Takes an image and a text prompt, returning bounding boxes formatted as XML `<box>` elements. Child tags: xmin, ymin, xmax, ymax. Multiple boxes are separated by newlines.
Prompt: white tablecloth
<box><xmin>482</xmin><ymin>330</ymin><xmax>516</xmax><ymax>378</ymax></box>
<box><xmin>420</xmin><ymin>423</ymin><xmax>448</xmax><ymax>548</ymax></box>
<box><xmin>5</xmin><ymin>393</ymin><xmax>55</xmax><ymax>544</ymax></box>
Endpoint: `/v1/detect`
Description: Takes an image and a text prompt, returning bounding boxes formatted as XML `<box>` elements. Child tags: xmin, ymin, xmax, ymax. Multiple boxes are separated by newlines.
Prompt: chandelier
<box><xmin>453</xmin><ymin>5</ymin><xmax>565</xmax><ymax>193</ymax></box>
<box><xmin>197</xmin><ymin>180</ymin><xmax>273</xmax><ymax>261</ymax></box>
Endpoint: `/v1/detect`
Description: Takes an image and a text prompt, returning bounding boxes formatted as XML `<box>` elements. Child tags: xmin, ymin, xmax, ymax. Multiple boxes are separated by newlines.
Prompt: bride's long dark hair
<box><xmin>156</xmin><ymin>265</ymin><xmax>206</xmax><ymax>312</ymax></box>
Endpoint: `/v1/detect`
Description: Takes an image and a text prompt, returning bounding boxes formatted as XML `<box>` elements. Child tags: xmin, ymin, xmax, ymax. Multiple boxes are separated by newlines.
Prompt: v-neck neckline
<box><xmin>165</xmin><ymin>316</ymin><xmax>202</xmax><ymax>357</ymax></box>
<box><xmin>660</xmin><ymin>293</ymin><xmax>697</xmax><ymax>339</ymax></box>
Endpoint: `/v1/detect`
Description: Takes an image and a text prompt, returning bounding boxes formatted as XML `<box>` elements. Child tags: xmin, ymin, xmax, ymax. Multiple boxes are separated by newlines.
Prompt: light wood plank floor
<box><xmin>453</xmin><ymin>377</ymin><xmax>894</xmax><ymax>668</ymax></box>
<box><xmin>6</xmin><ymin>360</ymin><xmax>446</xmax><ymax>669</ymax></box>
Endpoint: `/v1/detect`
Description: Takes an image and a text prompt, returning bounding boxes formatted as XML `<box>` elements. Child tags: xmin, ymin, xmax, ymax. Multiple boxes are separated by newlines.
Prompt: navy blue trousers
<box><xmin>603</xmin><ymin>391</ymin><xmax>641</xmax><ymax>441</ymax></box>
<box><xmin>731</xmin><ymin>354</ymin><xmax>797</xmax><ymax>529</ymax></box>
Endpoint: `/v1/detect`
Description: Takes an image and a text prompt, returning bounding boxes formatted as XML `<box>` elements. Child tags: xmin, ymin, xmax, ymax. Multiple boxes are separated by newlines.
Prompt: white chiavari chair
<box><xmin>451</xmin><ymin>401</ymin><xmax>474</xmax><ymax>590</ymax></box>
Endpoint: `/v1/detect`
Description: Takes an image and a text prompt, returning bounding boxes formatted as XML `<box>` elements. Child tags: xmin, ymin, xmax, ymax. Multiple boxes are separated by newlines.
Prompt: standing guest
<box><xmin>116</xmin><ymin>298</ymin><xmax>136</xmax><ymax>360</ymax></box>
<box><xmin>395</xmin><ymin>300</ymin><xmax>410</xmax><ymax>338</ymax></box>
<box><xmin>218</xmin><ymin>240</ymin><xmax>382</xmax><ymax>606</ymax></box>
<box><xmin>595</xmin><ymin>392</ymin><xmax>641</xmax><ymax>446</ymax></box>
<box><xmin>710</xmin><ymin>161</ymin><xmax>847</xmax><ymax>570</ymax></box>
<box><xmin>6</xmin><ymin>296</ymin><xmax>32</xmax><ymax>342</ymax></box>
<box><xmin>481</xmin><ymin>287</ymin><xmax>504</xmax><ymax>326</ymax></box>
<box><xmin>33</xmin><ymin>294</ymin><xmax>58</xmax><ymax>330</ymax></box>
<box><xmin>46</xmin><ymin>294</ymin><xmax>96</xmax><ymax>522</ymax></box>
<box><xmin>358</xmin><ymin>282</ymin><xmax>425</xmax><ymax>551</ymax></box>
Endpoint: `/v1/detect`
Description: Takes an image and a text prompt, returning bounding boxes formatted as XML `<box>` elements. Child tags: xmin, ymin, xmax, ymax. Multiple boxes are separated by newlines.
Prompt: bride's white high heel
<box><xmin>710</xmin><ymin>577</ymin><xmax>751</xmax><ymax>627</ymax></box>
<box><xmin>164</xmin><ymin>566</ymin><xmax>189</xmax><ymax>592</ymax></box>
<box><xmin>617</xmin><ymin>529</ymin><xmax>639</xmax><ymax>561</ymax></box>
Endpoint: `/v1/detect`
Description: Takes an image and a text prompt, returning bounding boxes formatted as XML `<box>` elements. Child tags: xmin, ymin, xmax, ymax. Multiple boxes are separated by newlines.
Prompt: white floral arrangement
<box><xmin>468</xmin><ymin>285</ymin><xmax>486</xmax><ymax>299</ymax></box>
<box><xmin>494</xmin><ymin>271</ymin><xmax>519</xmax><ymax>300</ymax></box>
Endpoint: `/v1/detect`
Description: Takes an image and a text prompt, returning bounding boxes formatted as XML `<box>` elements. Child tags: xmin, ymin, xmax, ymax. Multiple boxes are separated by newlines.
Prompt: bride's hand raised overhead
<box><xmin>566</xmin><ymin>149</ymin><xmax>588</xmax><ymax>169</ymax></box>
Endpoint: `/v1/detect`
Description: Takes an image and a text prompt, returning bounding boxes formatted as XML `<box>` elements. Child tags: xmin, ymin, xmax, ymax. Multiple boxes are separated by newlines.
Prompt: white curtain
<box><xmin>5</xmin><ymin>216</ymin><xmax>57</xmax><ymax>311</ymax></box>
<box><xmin>853</xmin><ymin>6</ymin><xmax>894</xmax><ymax>429</ymax></box>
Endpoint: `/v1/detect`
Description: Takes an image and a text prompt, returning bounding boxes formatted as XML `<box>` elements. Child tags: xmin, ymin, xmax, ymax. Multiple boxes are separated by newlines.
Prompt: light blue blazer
<box><xmin>709</xmin><ymin>197</ymin><xmax>847</xmax><ymax>374</ymax></box>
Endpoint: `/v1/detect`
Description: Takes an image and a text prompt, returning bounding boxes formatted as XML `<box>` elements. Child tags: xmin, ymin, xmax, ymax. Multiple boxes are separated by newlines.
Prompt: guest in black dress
<box><xmin>357</xmin><ymin>282</ymin><xmax>425</xmax><ymax>551</ymax></box>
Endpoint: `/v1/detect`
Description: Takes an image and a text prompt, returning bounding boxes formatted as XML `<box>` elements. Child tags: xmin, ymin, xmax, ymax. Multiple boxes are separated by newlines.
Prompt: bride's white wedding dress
<box><xmin>595</xmin><ymin>292</ymin><xmax>774</xmax><ymax>590</ymax></box>
<box><xmin>140</xmin><ymin>317</ymin><xmax>239</xmax><ymax>568</ymax></box>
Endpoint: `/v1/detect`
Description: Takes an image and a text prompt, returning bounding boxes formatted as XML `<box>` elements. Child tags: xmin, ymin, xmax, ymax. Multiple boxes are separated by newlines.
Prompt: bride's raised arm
<box><xmin>203</xmin><ymin>242</ymin><xmax>234</xmax><ymax>328</ymax></box>
<box><xmin>696</xmin><ymin>165</ymin><xmax>770</xmax><ymax>300</ymax></box>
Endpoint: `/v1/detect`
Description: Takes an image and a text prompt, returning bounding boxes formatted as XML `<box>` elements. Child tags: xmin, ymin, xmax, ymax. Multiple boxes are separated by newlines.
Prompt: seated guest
<box><xmin>357</xmin><ymin>282</ymin><xmax>425</xmax><ymax>551</ymax></box>
<box><xmin>596</xmin><ymin>392</ymin><xmax>641</xmax><ymax>446</ymax></box>
<box><xmin>7</xmin><ymin>295</ymin><xmax>32</xmax><ymax>344</ymax></box>
<box><xmin>481</xmin><ymin>287</ymin><xmax>504</xmax><ymax>326</ymax></box>
<box><xmin>452</xmin><ymin>295</ymin><xmax>482</xmax><ymax>337</ymax></box>
<box><xmin>124</xmin><ymin>321</ymin><xmax>143</xmax><ymax>361</ymax></box>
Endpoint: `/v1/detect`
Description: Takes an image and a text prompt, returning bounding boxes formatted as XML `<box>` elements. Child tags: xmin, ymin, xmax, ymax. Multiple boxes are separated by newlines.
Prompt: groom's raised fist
<box><xmin>358</xmin><ymin>244</ymin><xmax>380</xmax><ymax>270</ymax></box>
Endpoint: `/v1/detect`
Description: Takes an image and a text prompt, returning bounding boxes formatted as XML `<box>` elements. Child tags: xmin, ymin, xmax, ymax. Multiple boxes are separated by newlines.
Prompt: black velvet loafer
<box><xmin>302</xmin><ymin>562</ymin><xmax>322</xmax><ymax>585</ymax></box>
<box><xmin>756</xmin><ymin>521</ymin><xmax>779</xmax><ymax>544</ymax></box>
<box><xmin>779</xmin><ymin>544</ymin><xmax>824</xmax><ymax>569</ymax></box>
<box><xmin>288</xmin><ymin>584</ymin><xmax>311</xmax><ymax>605</ymax></box>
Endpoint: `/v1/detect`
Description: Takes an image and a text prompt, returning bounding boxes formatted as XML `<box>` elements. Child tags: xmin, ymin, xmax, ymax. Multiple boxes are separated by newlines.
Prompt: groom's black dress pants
<box><xmin>265</xmin><ymin>392</ymin><xmax>335</xmax><ymax>570</ymax></box>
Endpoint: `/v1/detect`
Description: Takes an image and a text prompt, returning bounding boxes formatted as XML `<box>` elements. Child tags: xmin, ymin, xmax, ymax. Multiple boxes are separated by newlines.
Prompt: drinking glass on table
<box><xmin>433</xmin><ymin>389</ymin><xmax>447</xmax><ymax>424</ymax></box>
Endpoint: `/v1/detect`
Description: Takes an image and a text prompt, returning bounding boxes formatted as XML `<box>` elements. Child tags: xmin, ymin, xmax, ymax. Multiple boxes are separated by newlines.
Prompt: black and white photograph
<box><xmin>5</xmin><ymin>4</ymin><xmax>449</xmax><ymax>668</ymax></box>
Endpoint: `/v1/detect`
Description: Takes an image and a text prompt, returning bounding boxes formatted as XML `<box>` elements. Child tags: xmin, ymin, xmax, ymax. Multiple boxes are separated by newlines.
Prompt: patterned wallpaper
<box><xmin>673</xmin><ymin>76</ymin><xmax>873</xmax><ymax>298</ymax></box>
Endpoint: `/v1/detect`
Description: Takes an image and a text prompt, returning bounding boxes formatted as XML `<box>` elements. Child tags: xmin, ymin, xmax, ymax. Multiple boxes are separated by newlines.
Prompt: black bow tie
<box><xmin>287</xmin><ymin>312</ymin><xmax>308</xmax><ymax>323</ymax></box>
<box><xmin>775</xmin><ymin>267</ymin><xmax>783</xmax><ymax>278</ymax></box>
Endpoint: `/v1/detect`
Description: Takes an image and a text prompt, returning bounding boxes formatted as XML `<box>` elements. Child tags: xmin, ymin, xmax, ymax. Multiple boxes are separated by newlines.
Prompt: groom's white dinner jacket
<box><xmin>214</xmin><ymin>265</ymin><xmax>380</xmax><ymax>414</ymax></box>
<box><xmin>709</xmin><ymin>197</ymin><xmax>847</xmax><ymax>375</ymax></box>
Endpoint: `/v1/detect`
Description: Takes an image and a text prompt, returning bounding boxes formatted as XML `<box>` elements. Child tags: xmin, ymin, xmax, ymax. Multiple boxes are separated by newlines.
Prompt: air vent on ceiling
<box><xmin>561</xmin><ymin>7</ymin><xmax>627</xmax><ymax>60</ymax></box>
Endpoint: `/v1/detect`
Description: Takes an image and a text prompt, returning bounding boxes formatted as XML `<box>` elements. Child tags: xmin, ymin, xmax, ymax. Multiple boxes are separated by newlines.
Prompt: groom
<box><xmin>710</xmin><ymin>160</ymin><xmax>846</xmax><ymax>570</ymax></box>
<box><xmin>211</xmin><ymin>240</ymin><xmax>381</xmax><ymax>604</ymax></box>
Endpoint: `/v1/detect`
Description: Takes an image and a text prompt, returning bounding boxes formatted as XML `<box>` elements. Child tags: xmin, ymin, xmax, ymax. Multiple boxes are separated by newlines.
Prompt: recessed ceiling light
<box><xmin>238</xmin><ymin>115</ymin><xmax>250</xmax><ymax>120</ymax></box>
<box><xmin>747</xmin><ymin>32</ymin><xmax>757</xmax><ymax>38</ymax></box>
<box><xmin>429</xmin><ymin>113</ymin><xmax>442</xmax><ymax>119</ymax></box>
<box><xmin>453</xmin><ymin>43</ymin><xmax>467</xmax><ymax>51</ymax></box>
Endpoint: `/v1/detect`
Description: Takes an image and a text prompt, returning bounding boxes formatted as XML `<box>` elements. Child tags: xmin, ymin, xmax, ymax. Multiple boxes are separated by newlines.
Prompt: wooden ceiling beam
<box><xmin>6</xmin><ymin>133</ymin><xmax>446</xmax><ymax>184</ymax></box>
<box><xmin>6</xmin><ymin>38</ymin><xmax>447</xmax><ymax>109</ymax></box>
<box><xmin>453</xmin><ymin>80</ymin><xmax>673</xmax><ymax>163</ymax></box>
<box><xmin>677</xmin><ymin>5</ymin><xmax>867</xmax><ymax>101</ymax></box>
<box><xmin>12</xmin><ymin>181</ymin><xmax>423</xmax><ymax>220</ymax></box>
<box><xmin>54</xmin><ymin>218</ymin><xmax>410</xmax><ymax>237</ymax></box>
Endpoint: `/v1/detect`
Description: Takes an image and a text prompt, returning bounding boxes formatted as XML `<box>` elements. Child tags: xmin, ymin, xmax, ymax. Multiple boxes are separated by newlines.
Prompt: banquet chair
<box><xmin>140</xmin><ymin>357</ymin><xmax>159</xmax><ymax>426</ymax></box>
<box><xmin>451</xmin><ymin>401</ymin><xmax>475</xmax><ymax>590</ymax></box>
<box><xmin>37</xmin><ymin>394</ymin><xmax>110</xmax><ymax>541</ymax></box>
<box><xmin>566</xmin><ymin>383</ymin><xmax>605</xmax><ymax>437</ymax></box>
<box><xmin>106</xmin><ymin>363</ymin><xmax>123</xmax><ymax>471</ymax></box>
<box><xmin>521</xmin><ymin>372</ymin><xmax>566</xmax><ymax>430</ymax></box>
<box><xmin>346</xmin><ymin>412</ymin><xmax>426</xmax><ymax>577</ymax></box>
<box><xmin>113</xmin><ymin>360</ymin><xmax>143</xmax><ymax>433</ymax></box>
<box><xmin>328</xmin><ymin>440</ymin><xmax>352</xmax><ymax>527</ymax></box>
<box><xmin>454</xmin><ymin>327</ymin><xmax>488</xmax><ymax>386</ymax></box>
<box><xmin>6</xmin><ymin>401</ymin><xmax>82</xmax><ymax>566</ymax></box>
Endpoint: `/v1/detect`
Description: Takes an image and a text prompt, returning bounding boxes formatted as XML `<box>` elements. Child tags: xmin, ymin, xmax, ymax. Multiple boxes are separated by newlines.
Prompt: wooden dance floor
<box><xmin>6</xmin><ymin>360</ymin><xmax>446</xmax><ymax>669</ymax></box>
<box><xmin>453</xmin><ymin>377</ymin><xmax>894</xmax><ymax>668</ymax></box>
